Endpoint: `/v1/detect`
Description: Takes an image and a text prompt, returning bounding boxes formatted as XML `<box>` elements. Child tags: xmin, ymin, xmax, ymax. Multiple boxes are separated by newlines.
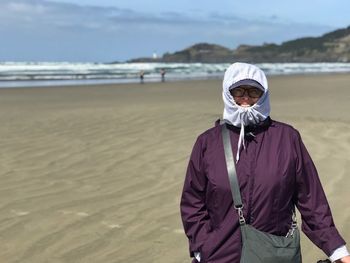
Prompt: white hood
<box><xmin>222</xmin><ymin>62</ymin><xmax>271</xmax><ymax>162</ymax></box>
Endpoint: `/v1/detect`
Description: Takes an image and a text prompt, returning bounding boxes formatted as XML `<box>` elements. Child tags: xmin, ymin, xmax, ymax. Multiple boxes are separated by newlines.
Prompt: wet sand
<box><xmin>0</xmin><ymin>74</ymin><xmax>349</xmax><ymax>263</ymax></box>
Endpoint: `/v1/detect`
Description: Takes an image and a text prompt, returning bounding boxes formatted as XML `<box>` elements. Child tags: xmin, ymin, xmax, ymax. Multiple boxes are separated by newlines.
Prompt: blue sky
<box><xmin>0</xmin><ymin>0</ymin><xmax>349</xmax><ymax>62</ymax></box>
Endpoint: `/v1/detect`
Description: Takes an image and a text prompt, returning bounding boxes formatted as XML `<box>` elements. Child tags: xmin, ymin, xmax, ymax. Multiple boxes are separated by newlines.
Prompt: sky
<box><xmin>0</xmin><ymin>0</ymin><xmax>349</xmax><ymax>62</ymax></box>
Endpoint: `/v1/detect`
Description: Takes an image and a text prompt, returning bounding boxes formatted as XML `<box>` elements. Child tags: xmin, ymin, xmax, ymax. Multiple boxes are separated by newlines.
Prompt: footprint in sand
<box><xmin>58</xmin><ymin>210</ymin><xmax>89</xmax><ymax>217</ymax></box>
<box><xmin>101</xmin><ymin>221</ymin><xmax>122</xmax><ymax>229</ymax></box>
<box><xmin>173</xmin><ymin>228</ymin><xmax>184</xmax><ymax>234</ymax></box>
<box><xmin>76</xmin><ymin>212</ymin><xmax>89</xmax><ymax>217</ymax></box>
<box><xmin>11</xmin><ymin>209</ymin><xmax>30</xmax><ymax>216</ymax></box>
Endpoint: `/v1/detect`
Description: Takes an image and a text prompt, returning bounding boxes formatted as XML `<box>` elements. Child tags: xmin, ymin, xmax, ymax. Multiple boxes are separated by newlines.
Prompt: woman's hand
<box><xmin>336</xmin><ymin>255</ymin><xmax>350</xmax><ymax>263</ymax></box>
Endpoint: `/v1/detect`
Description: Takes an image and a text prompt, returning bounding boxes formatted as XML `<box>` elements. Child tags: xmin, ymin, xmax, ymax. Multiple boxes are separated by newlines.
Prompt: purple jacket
<box><xmin>180</xmin><ymin>118</ymin><xmax>345</xmax><ymax>263</ymax></box>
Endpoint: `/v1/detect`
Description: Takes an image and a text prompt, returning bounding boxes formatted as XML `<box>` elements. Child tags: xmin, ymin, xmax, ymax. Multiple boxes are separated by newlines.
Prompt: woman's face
<box><xmin>230</xmin><ymin>85</ymin><xmax>263</xmax><ymax>107</ymax></box>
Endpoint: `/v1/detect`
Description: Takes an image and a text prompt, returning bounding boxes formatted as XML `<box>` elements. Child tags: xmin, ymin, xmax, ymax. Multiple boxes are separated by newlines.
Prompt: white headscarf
<box><xmin>222</xmin><ymin>62</ymin><xmax>271</xmax><ymax>162</ymax></box>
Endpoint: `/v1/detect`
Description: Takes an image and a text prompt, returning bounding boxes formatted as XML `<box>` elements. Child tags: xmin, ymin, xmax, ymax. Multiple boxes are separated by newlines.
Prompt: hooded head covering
<box><xmin>222</xmin><ymin>62</ymin><xmax>271</xmax><ymax>162</ymax></box>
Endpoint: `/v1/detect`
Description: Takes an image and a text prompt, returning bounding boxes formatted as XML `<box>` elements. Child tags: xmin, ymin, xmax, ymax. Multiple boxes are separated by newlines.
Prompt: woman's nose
<box><xmin>241</xmin><ymin>90</ymin><xmax>250</xmax><ymax>98</ymax></box>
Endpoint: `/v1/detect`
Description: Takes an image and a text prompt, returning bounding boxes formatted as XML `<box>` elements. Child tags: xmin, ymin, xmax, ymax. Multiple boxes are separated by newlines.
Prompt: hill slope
<box><xmin>128</xmin><ymin>26</ymin><xmax>350</xmax><ymax>63</ymax></box>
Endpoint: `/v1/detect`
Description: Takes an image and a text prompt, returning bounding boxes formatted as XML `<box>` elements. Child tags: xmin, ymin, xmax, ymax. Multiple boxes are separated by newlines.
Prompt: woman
<box><xmin>180</xmin><ymin>63</ymin><xmax>350</xmax><ymax>263</ymax></box>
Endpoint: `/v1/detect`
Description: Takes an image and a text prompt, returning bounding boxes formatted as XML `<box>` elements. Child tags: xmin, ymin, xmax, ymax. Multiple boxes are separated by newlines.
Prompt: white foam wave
<box><xmin>1</xmin><ymin>62</ymin><xmax>350</xmax><ymax>88</ymax></box>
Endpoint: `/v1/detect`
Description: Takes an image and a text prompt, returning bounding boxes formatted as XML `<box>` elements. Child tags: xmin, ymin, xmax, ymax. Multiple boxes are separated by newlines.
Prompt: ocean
<box><xmin>1</xmin><ymin>62</ymin><xmax>350</xmax><ymax>88</ymax></box>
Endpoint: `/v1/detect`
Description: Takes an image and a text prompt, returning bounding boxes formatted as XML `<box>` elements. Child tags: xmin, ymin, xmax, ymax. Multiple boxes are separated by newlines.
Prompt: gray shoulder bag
<box><xmin>221</xmin><ymin>123</ymin><xmax>302</xmax><ymax>263</ymax></box>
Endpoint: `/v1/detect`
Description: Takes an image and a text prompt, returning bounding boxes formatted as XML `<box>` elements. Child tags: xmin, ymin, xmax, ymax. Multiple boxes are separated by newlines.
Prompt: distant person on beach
<box><xmin>160</xmin><ymin>68</ymin><xmax>166</xmax><ymax>82</ymax></box>
<box><xmin>180</xmin><ymin>62</ymin><xmax>350</xmax><ymax>263</ymax></box>
<box><xmin>139</xmin><ymin>70</ymin><xmax>144</xmax><ymax>84</ymax></box>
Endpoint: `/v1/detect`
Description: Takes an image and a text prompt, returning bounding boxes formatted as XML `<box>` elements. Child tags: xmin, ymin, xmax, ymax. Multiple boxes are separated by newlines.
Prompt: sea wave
<box><xmin>1</xmin><ymin>62</ymin><xmax>350</xmax><ymax>88</ymax></box>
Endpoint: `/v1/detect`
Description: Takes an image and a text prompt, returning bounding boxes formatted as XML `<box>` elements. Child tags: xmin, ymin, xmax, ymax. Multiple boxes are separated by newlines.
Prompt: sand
<box><xmin>0</xmin><ymin>74</ymin><xmax>349</xmax><ymax>263</ymax></box>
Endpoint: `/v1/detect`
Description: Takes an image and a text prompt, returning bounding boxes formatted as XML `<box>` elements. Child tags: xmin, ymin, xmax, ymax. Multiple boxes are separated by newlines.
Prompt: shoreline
<box><xmin>1</xmin><ymin>70</ymin><xmax>350</xmax><ymax>89</ymax></box>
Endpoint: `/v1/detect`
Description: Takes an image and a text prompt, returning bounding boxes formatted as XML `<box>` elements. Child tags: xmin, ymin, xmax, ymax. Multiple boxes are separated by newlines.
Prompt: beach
<box><xmin>0</xmin><ymin>74</ymin><xmax>349</xmax><ymax>263</ymax></box>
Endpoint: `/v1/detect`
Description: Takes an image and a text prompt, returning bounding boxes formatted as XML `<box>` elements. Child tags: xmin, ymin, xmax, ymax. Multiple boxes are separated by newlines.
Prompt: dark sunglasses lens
<box><xmin>248</xmin><ymin>89</ymin><xmax>263</xmax><ymax>98</ymax></box>
<box><xmin>232</xmin><ymin>88</ymin><xmax>244</xmax><ymax>97</ymax></box>
<box><xmin>231</xmin><ymin>88</ymin><xmax>263</xmax><ymax>98</ymax></box>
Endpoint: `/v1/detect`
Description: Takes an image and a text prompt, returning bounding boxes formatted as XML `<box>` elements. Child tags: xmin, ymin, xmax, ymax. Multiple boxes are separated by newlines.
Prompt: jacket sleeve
<box><xmin>180</xmin><ymin>135</ymin><xmax>211</xmax><ymax>257</ymax></box>
<box><xmin>293</xmin><ymin>130</ymin><xmax>346</xmax><ymax>256</ymax></box>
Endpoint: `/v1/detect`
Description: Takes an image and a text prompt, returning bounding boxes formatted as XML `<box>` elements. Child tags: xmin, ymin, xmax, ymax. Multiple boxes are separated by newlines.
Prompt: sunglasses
<box><xmin>230</xmin><ymin>87</ymin><xmax>263</xmax><ymax>98</ymax></box>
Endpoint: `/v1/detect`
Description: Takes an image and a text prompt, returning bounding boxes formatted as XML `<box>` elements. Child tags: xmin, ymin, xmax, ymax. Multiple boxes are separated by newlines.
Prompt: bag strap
<box><xmin>221</xmin><ymin>122</ymin><xmax>298</xmax><ymax>231</ymax></box>
<box><xmin>221</xmin><ymin>123</ymin><xmax>246</xmax><ymax>225</ymax></box>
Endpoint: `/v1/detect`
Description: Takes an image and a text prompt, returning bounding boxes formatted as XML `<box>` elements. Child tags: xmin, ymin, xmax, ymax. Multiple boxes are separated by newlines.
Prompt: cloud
<box><xmin>7</xmin><ymin>1</ymin><xmax>47</xmax><ymax>13</ymax></box>
<box><xmin>1</xmin><ymin>0</ymin><xmax>195</xmax><ymax>30</ymax></box>
<box><xmin>0</xmin><ymin>0</ymin><xmax>335</xmax><ymax>61</ymax></box>
<box><xmin>0</xmin><ymin>0</ymin><xmax>133</xmax><ymax>31</ymax></box>
<box><xmin>0</xmin><ymin>0</ymin><xmax>332</xmax><ymax>31</ymax></box>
